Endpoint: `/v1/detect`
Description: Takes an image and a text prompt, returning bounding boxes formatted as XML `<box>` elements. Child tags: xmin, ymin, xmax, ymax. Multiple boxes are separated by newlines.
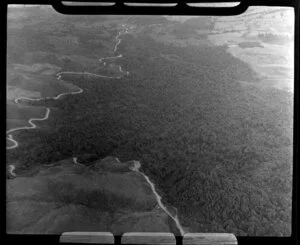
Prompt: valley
<box><xmin>6</xmin><ymin>5</ymin><xmax>293</xmax><ymax>236</ymax></box>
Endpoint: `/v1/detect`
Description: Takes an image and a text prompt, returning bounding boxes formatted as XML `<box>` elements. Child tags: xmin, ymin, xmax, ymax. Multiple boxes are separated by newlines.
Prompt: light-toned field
<box><xmin>7</xmin><ymin>86</ymin><xmax>41</xmax><ymax>101</ymax></box>
<box><xmin>6</xmin><ymin>157</ymin><xmax>171</xmax><ymax>234</ymax></box>
<box><xmin>227</xmin><ymin>43</ymin><xmax>294</xmax><ymax>92</ymax></box>
<box><xmin>13</xmin><ymin>63</ymin><xmax>61</xmax><ymax>75</ymax></box>
<box><xmin>6</xmin><ymin>62</ymin><xmax>82</xmax><ymax>139</ymax></box>
<box><xmin>7</xmin><ymin>63</ymin><xmax>82</xmax><ymax>99</ymax></box>
<box><xmin>6</xmin><ymin>102</ymin><xmax>48</xmax><ymax>131</ymax></box>
<box><xmin>207</xmin><ymin>7</ymin><xmax>294</xmax><ymax>93</ymax></box>
<box><xmin>148</xmin><ymin>25</ymin><xmax>211</xmax><ymax>47</ymax></box>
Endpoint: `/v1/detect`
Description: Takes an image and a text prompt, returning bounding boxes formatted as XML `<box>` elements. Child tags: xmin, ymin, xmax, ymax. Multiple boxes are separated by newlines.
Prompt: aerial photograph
<box><xmin>6</xmin><ymin>4</ymin><xmax>293</xmax><ymax>237</ymax></box>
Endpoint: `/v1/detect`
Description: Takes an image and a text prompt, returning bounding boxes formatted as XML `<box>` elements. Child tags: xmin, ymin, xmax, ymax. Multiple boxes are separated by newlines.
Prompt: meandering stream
<box><xmin>6</xmin><ymin>27</ymin><xmax>129</xmax><ymax>176</ymax></box>
<box><xmin>6</xmin><ymin>27</ymin><xmax>129</xmax><ymax>151</ymax></box>
<box><xmin>6</xmin><ymin>107</ymin><xmax>51</xmax><ymax>150</ymax></box>
<box><xmin>130</xmin><ymin>160</ymin><xmax>185</xmax><ymax>235</ymax></box>
<box><xmin>6</xmin><ymin>26</ymin><xmax>185</xmax><ymax>236</ymax></box>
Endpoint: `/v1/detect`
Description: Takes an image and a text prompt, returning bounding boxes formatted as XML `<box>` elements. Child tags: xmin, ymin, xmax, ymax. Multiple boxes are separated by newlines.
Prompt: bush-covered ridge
<box><xmin>7</xmin><ymin>156</ymin><xmax>173</xmax><ymax>234</ymax></box>
<box><xmin>7</xmin><ymin>8</ymin><xmax>292</xmax><ymax>236</ymax></box>
<box><xmin>8</xmin><ymin>34</ymin><xmax>292</xmax><ymax>236</ymax></box>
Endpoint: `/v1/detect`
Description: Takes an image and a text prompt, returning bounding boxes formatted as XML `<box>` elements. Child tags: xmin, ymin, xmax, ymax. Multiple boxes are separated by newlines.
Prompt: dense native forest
<box><xmin>7</xmin><ymin>7</ymin><xmax>293</xmax><ymax>236</ymax></box>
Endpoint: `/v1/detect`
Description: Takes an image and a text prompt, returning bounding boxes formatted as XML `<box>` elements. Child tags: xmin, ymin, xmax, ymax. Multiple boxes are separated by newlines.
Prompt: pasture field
<box><xmin>7</xmin><ymin>157</ymin><xmax>170</xmax><ymax>234</ymax></box>
<box><xmin>8</xmin><ymin>66</ymin><xmax>81</xmax><ymax>98</ymax></box>
<box><xmin>6</xmin><ymin>6</ymin><xmax>293</xmax><ymax>236</ymax></box>
<box><xmin>7</xmin><ymin>103</ymin><xmax>47</xmax><ymax>131</ymax></box>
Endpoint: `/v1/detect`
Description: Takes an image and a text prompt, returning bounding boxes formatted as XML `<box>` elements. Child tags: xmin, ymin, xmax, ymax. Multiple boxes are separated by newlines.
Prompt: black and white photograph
<box><xmin>5</xmin><ymin>1</ymin><xmax>296</xmax><ymax>242</ymax></box>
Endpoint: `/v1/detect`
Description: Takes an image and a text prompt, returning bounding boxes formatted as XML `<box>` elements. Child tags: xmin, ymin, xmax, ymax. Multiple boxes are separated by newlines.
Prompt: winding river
<box><xmin>6</xmin><ymin>27</ymin><xmax>129</xmax><ymax>175</ymax></box>
<box><xmin>7</xmin><ymin>27</ymin><xmax>129</xmax><ymax>149</ymax></box>
<box><xmin>130</xmin><ymin>160</ymin><xmax>185</xmax><ymax>235</ymax></box>
<box><xmin>6</xmin><ymin>26</ymin><xmax>185</xmax><ymax>236</ymax></box>
<box><xmin>72</xmin><ymin>157</ymin><xmax>84</xmax><ymax>166</ymax></box>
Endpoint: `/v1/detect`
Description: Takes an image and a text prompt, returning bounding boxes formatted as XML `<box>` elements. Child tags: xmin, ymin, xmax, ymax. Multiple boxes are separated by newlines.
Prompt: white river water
<box><xmin>6</xmin><ymin>27</ymin><xmax>129</xmax><ymax>152</ymax></box>
<box><xmin>6</xmin><ymin>27</ymin><xmax>185</xmax><ymax>236</ymax></box>
<box><xmin>130</xmin><ymin>160</ymin><xmax>185</xmax><ymax>236</ymax></box>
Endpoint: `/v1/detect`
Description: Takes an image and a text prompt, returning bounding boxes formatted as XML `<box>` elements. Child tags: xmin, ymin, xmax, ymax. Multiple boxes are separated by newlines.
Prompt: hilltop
<box><xmin>6</xmin><ymin>6</ymin><xmax>293</xmax><ymax>236</ymax></box>
<box><xmin>7</xmin><ymin>156</ymin><xmax>180</xmax><ymax>234</ymax></box>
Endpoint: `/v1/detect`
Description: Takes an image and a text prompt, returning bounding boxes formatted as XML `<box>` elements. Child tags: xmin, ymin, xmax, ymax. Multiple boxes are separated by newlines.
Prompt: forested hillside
<box><xmin>6</xmin><ymin>6</ymin><xmax>293</xmax><ymax>236</ymax></box>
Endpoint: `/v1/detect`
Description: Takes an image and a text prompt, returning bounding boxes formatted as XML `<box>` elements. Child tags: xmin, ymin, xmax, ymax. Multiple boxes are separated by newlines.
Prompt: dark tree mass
<box><xmin>6</xmin><ymin>6</ymin><xmax>293</xmax><ymax>236</ymax></box>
